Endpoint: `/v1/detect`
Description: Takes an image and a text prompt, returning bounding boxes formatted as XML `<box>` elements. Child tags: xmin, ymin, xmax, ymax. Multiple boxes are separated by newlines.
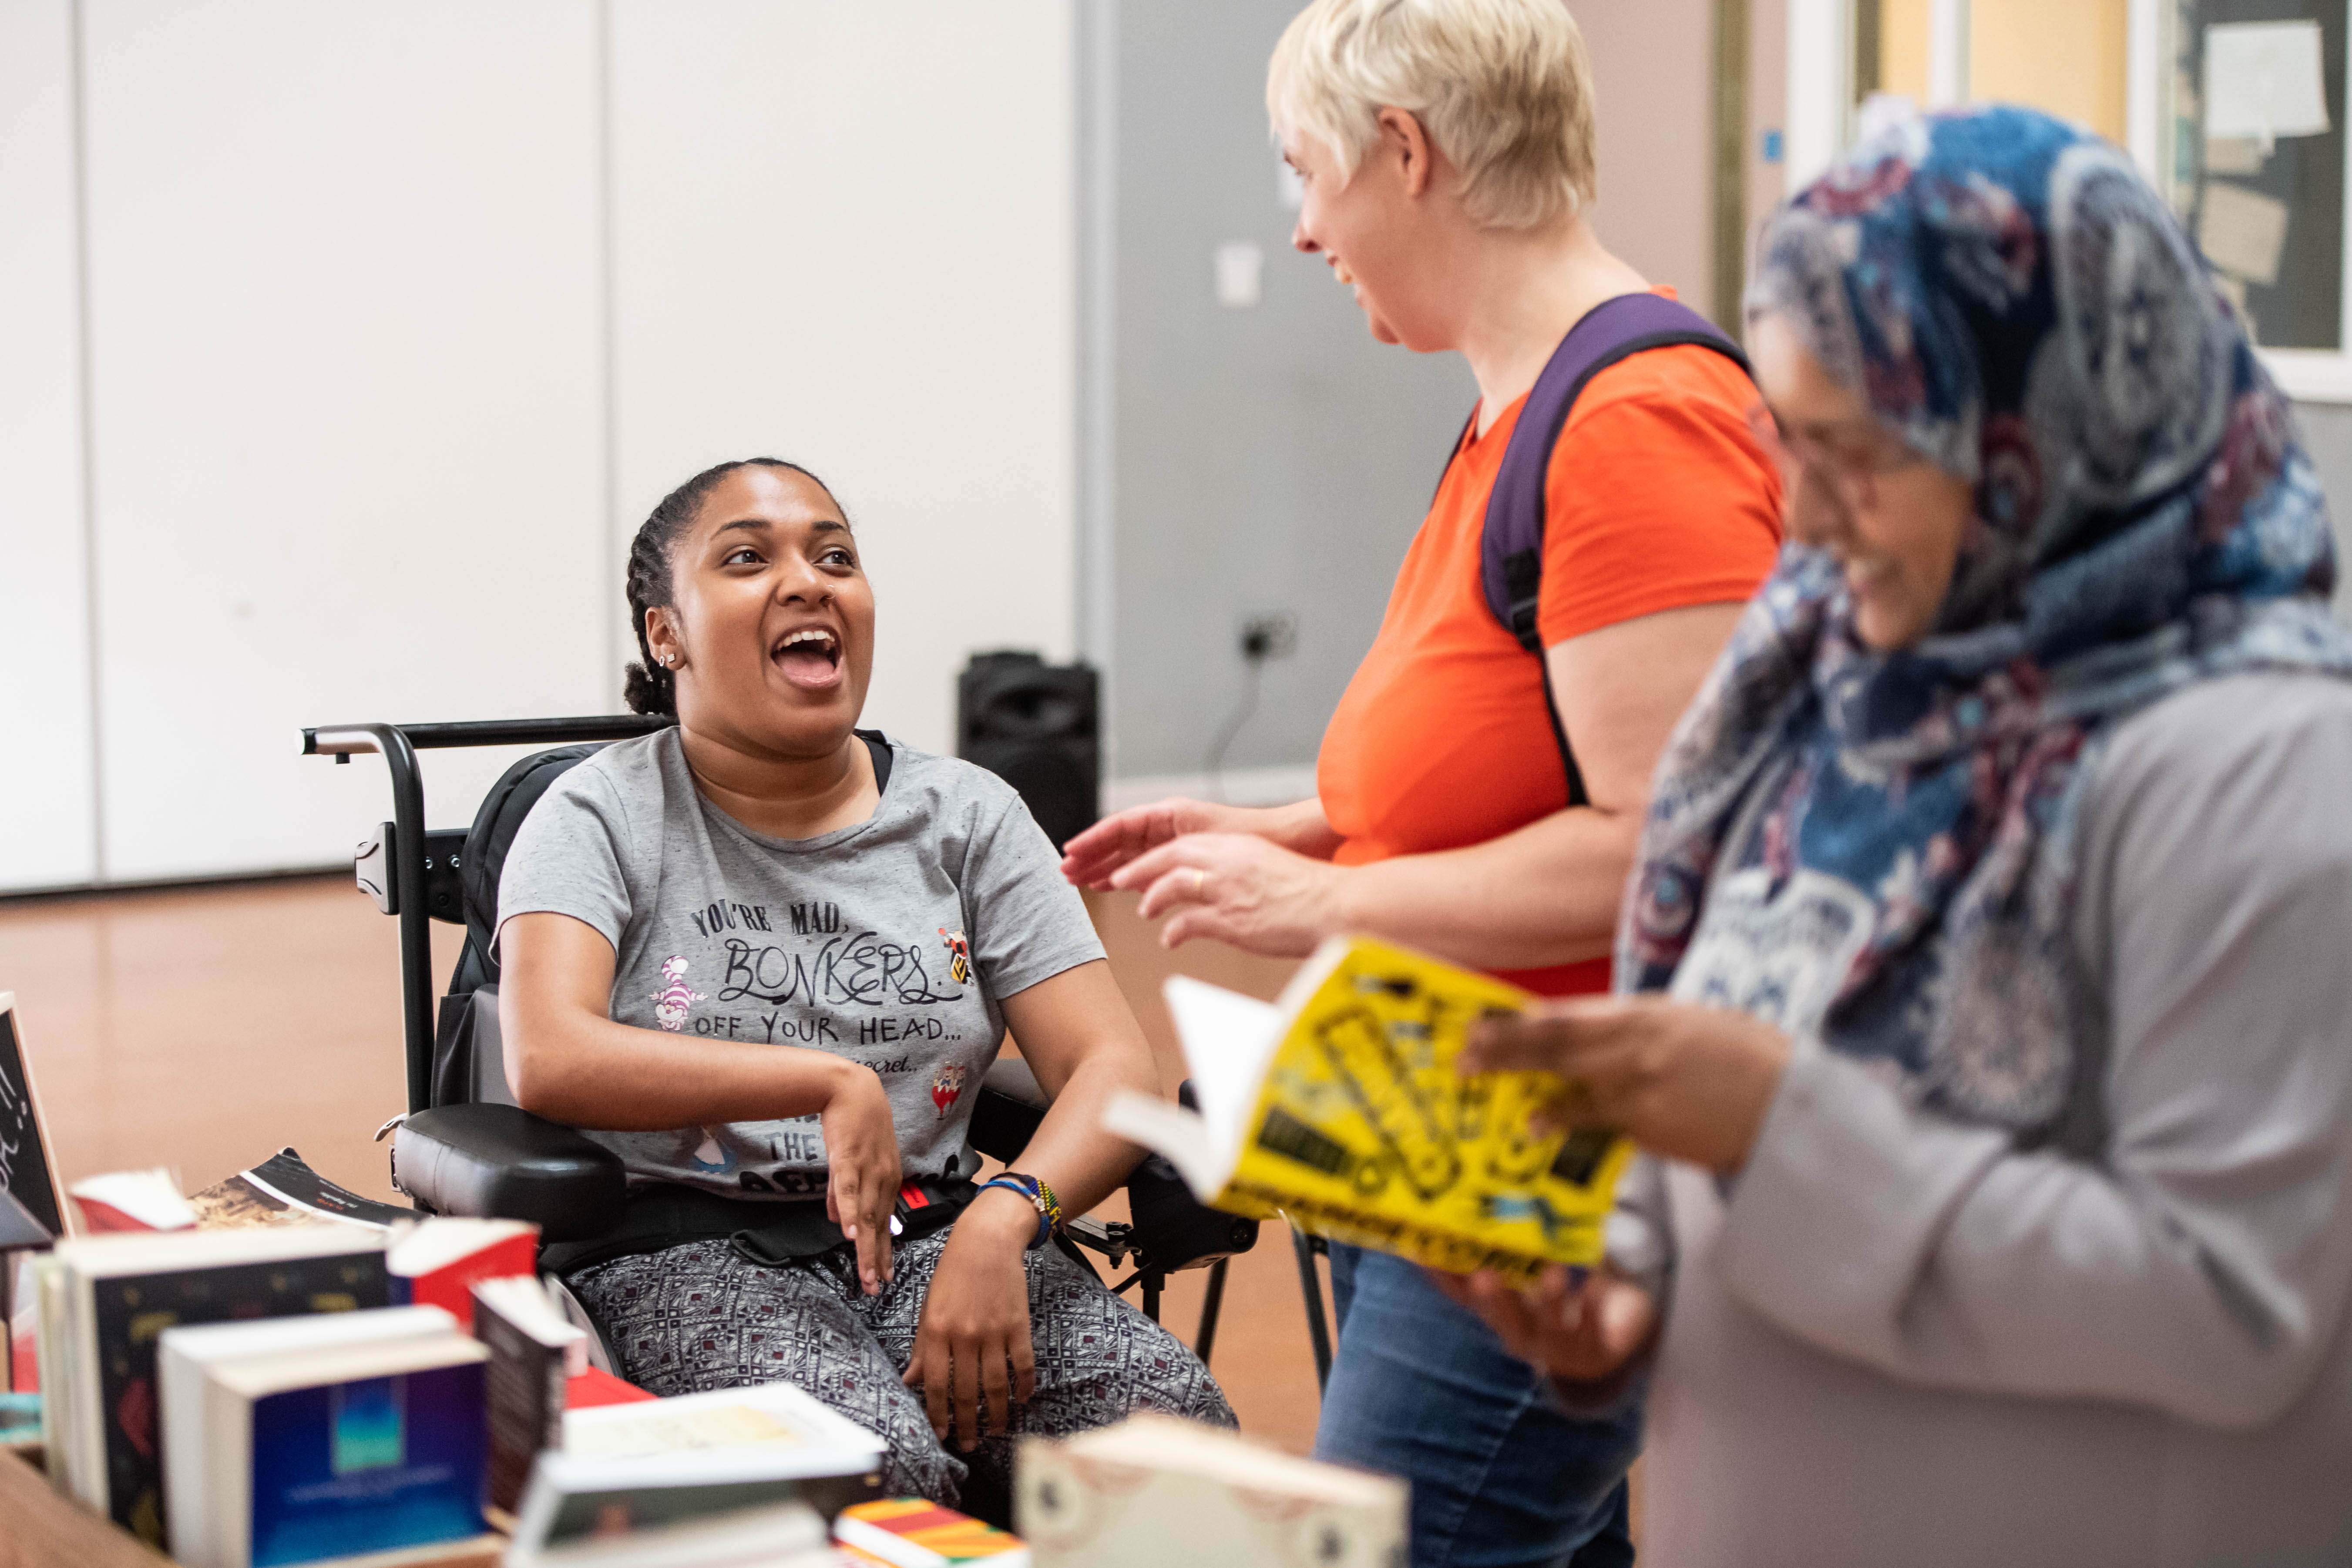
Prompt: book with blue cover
<box><xmin>171</xmin><ymin>1325</ymin><xmax>491</xmax><ymax>1568</ymax></box>
<box><xmin>34</xmin><ymin>1225</ymin><xmax>393</xmax><ymax>1545</ymax></box>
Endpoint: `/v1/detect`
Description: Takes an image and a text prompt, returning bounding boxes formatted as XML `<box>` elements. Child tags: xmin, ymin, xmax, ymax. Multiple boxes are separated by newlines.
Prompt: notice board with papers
<box><xmin>2175</xmin><ymin>2</ymin><xmax>2347</xmax><ymax>349</ymax></box>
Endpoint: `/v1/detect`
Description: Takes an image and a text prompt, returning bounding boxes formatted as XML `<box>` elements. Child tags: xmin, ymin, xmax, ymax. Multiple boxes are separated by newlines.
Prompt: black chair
<box><xmin>303</xmin><ymin>715</ymin><xmax>1257</xmax><ymax>1363</ymax></box>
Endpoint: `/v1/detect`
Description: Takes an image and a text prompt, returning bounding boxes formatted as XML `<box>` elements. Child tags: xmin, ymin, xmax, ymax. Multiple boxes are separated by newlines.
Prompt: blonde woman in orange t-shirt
<box><xmin>1058</xmin><ymin>2</ymin><xmax>1780</xmax><ymax>1563</ymax></box>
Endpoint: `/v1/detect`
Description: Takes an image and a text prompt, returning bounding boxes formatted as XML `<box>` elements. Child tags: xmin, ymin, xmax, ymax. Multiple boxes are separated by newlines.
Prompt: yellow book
<box><xmin>1104</xmin><ymin>936</ymin><xmax>1631</xmax><ymax>1285</ymax></box>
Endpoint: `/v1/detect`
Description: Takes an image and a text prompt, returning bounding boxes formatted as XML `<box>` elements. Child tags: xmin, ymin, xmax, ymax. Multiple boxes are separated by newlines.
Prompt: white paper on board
<box><xmin>2199</xmin><ymin>180</ymin><xmax>2293</xmax><ymax>286</ymax></box>
<box><xmin>2203</xmin><ymin>136</ymin><xmax>2267</xmax><ymax>176</ymax></box>
<box><xmin>2204</xmin><ymin>21</ymin><xmax>2331</xmax><ymax>145</ymax></box>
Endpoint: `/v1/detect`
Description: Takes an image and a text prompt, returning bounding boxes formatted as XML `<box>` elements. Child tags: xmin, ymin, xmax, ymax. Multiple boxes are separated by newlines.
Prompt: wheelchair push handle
<box><xmin>303</xmin><ymin>714</ymin><xmax>673</xmax><ymax>757</ymax></box>
<box><xmin>301</xmin><ymin>713</ymin><xmax>676</xmax><ymax>1114</ymax></box>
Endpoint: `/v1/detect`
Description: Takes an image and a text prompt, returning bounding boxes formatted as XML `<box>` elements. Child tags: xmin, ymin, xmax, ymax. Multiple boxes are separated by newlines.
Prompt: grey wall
<box><xmin>1092</xmin><ymin>0</ymin><xmax>1729</xmax><ymax>783</ymax></box>
<box><xmin>1099</xmin><ymin>0</ymin><xmax>1469</xmax><ymax>782</ymax></box>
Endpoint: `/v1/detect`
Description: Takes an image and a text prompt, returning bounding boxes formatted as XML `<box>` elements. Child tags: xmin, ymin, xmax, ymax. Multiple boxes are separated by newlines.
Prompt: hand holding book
<box><xmin>1427</xmin><ymin>1262</ymin><xmax>1659</xmax><ymax>1393</ymax></box>
<box><xmin>1105</xmin><ymin>937</ymin><xmax>1640</xmax><ymax>1285</ymax></box>
<box><xmin>1459</xmin><ymin>994</ymin><xmax>1793</xmax><ymax>1175</ymax></box>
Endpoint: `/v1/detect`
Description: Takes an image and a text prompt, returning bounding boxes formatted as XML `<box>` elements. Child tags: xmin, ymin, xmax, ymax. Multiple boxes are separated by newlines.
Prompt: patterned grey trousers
<box><xmin>566</xmin><ymin>1229</ymin><xmax>1235</xmax><ymax>1504</ymax></box>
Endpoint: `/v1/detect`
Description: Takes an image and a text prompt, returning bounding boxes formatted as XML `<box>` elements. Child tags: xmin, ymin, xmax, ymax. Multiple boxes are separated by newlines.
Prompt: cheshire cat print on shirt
<box><xmin>649</xmin><ymin>956</ymin><xmax>706</xmax><ymax>1031</ymax></box>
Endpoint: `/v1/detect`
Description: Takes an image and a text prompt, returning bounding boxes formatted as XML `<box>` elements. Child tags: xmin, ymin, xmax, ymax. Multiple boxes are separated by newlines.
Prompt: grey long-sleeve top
<box><xmin>1616</xmin><ymin>672</ymin><xmax>2352</xmax><ymax>1568</ymax></box>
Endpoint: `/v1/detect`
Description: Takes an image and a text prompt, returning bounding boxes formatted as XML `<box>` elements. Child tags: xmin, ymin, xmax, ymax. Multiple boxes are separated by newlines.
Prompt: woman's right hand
<box><xmin>1064</xmin><ymin>796</ymin><xmax>1336</xmax><ymax>888</ymax></box>
<box><xmin>821</xmin><ymin>1062</ymin><xmax>901</xmax><ymax>1295</ymax></box>
<box><xmin>1060</xmin><ymin>797</ymin><xmax>1248</xmax><ymax>887</ymax></box>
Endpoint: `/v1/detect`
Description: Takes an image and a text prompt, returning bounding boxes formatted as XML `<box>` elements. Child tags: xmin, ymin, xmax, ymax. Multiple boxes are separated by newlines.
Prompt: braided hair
<box><xmin>622</xmin><ymin>457</ymin><xmax>833</xmax><ymax>715</ymax></box>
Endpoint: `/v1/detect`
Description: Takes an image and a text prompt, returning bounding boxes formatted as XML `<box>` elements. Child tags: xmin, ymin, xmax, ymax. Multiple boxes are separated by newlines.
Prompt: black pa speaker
<box><xmin>956</xmin><ymin>651</ymin><xmax>1100</xmax><ymax>851</ymax></box>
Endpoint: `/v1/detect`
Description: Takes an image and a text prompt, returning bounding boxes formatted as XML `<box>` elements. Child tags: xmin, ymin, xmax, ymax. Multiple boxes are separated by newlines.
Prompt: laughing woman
<box><xmin>1452</xmin><ymin>109</ymin><xmax>2352</xmax><ymax>1565</ymax></box>
<box><xmin>494</xmin><ymin>458</ymin><xmax>1232</xmax><ymax>1510</ymax></box>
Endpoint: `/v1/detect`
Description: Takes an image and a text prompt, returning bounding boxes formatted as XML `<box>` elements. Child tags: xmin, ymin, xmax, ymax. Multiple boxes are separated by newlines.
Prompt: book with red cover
<box><xmin>564</xmin><ymin>1365</ymin><xmax>656</xmax><ymax>1408</ymax></box>
<box><xmin>68</xmin><ymin>1170</ymin><xmax>196</xmax><ymax>1234</ymax></box>
<box><xmin>389</xmin><ymin>1218</ymin><xmax>537</xmax><ymax>1327</ymax></box>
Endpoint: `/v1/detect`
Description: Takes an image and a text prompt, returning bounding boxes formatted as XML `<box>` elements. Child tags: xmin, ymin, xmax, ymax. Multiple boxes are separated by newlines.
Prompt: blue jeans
<box><xmin>1314</xmin><ymin>1245</ymin><xmax>1640</xmax><ymax>1568</ymax></box>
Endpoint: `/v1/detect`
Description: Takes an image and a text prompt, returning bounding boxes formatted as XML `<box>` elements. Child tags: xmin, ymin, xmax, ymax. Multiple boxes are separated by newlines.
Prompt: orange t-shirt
<box><xmin>1316</xmin><ymin>316</ymin><xmax>1784</xmax><ymax>998</ymax></box>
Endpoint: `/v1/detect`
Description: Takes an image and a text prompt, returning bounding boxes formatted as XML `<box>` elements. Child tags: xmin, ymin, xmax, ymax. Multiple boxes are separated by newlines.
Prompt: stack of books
<box><xmin>500</xmin><ymin>1381</ymin><xmax>890</xmax><ymax>1563</ymax></box>
<box><xmin>34</xmin><ymin>1225</ymin><xmax>395</xmax><ymax>1545</ymax></box>
<box><xmin>33</xmin><ymin>1205</ymin><xmax>553</xmax><ymax>1566</ymax></box>
<box><xmin>30</xmin><ymin>1172</ymin><xmax>938</xmax><ymax>1568</ymax></box>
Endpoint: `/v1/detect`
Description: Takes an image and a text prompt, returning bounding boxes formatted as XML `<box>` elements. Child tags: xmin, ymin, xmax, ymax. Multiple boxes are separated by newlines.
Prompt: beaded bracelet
<box><xmin>978</xmin><ymin>1172</ymin><xmax>1062</xmax><ymax>1249</ymax></box>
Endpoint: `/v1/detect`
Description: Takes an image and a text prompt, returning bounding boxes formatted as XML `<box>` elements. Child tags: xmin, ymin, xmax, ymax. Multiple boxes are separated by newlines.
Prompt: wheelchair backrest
<box><xmin>431</xmin><ymin>743</ymin><xmax>605</xmax><ymax>1107</ymax></box>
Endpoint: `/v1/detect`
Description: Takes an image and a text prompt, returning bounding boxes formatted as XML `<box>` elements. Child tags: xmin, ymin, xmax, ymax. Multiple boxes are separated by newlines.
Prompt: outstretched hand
<box><xmin>1107</xmin><ymin>831</ymin><xmax>1345</xmax><ymax>957</ymax></box>
<box><xmin>1060</xmin><ymin>797</ymin><xmax>1249</xmax><ymax>889</ymax></box>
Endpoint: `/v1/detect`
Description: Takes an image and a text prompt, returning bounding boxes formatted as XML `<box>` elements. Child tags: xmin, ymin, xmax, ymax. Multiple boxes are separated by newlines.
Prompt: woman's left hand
<box><xmin>905</xmin><ymin>1190</ymin><xmax>1037</xmax><ymax>1450</ymax></box>
<box><xmin>1429</xmin><ymin>1264</ymin><xmax>1659</xmax><ymax>1387</ymax></box>
<box><xmin>1108</xmin><ymin>832</ymin><xmax>1347</xmax><ymax>956</ymax></box>
<box><xmin>1463</xmin><ymin>996</ymin><xmax>1794</xmax><ymax>1172</ymax></box>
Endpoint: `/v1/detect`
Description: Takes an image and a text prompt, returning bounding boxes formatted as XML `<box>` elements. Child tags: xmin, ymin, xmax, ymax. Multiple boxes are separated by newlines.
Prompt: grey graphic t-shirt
<box><xmin>495</xmin><ymin>728</ymin><xmax>1104</xmax><ymax>1198</ymax></box>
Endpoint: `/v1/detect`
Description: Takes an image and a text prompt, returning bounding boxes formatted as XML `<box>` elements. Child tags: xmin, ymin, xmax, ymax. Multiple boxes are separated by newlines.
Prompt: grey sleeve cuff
<box><xmin>1714</xmin><ymin>1047</ymin><xmax>2007</xmax><ymax>1369</ymax></box>
<box><xmin>1542</xmin><ymin>1154</ymin><xmax>1674</xmax><ymax>1420</ymax></box>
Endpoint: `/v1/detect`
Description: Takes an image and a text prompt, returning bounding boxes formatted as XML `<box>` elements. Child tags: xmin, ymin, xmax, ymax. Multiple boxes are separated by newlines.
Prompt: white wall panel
<box><xmin>81</xmin><ymin>0</ymin><xmax>607</xmax><ymax>879</ymax></box>
<box><xmin>609</xmin><ymin>1</ymin><xmax>1078</xmax><ymax>756</ymax></box>
<box><xmin>0</xmin><ymin>0</ymin><xmax>97</xmax><ymax>891</ymax></box>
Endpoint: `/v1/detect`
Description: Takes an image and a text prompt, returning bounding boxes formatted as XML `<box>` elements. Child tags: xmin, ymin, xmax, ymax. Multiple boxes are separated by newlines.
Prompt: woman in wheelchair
<box><xmin>495</xmin><ymin>457</ymin><xmax>1234</xmax><ymax>1505</ymax></box>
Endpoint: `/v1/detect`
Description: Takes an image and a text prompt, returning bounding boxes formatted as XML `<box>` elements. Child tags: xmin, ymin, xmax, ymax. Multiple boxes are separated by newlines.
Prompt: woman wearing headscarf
<box><xmin>1449</xmin><ymin>106</ymin><xmax>2352</xmax><ymax>1565</ymax></box>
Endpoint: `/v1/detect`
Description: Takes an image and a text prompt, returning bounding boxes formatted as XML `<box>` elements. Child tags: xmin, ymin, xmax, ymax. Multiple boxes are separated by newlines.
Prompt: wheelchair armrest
<box><xmin>968</xmin><ymin>1056</ymin><xmax>1048</xmax><ymax>1165</ymax></box>
<box><xmin>392</xmin><ymin>1103</ymin><xmax>627</xmax><ymax>1243</ymax></box>
<box><xmin>1123</xmin><ymin>1152</ymin><xmax>1259</xmax><ymax>1273</ymax></box>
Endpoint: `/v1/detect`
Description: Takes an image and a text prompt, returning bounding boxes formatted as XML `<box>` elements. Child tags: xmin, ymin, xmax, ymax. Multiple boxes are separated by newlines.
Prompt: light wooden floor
<box><xmin>0</xmin><ymin>876</ymin><xmax>1331</xmax><ymax>1453</ymax></box>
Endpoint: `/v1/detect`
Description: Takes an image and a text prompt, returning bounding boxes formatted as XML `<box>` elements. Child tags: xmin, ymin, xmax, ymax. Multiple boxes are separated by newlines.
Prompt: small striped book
<box><xmin>833</xmin><ymin>1499</ymin><xmax>1030</xmax><ymax>1567</ymax></box>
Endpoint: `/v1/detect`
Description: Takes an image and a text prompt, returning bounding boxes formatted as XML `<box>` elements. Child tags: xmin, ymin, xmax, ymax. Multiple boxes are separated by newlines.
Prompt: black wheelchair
<box><xmin>302</xmin><ymin>714</ymin><xmax>1260</xmax><ymax>1370</ymax></box>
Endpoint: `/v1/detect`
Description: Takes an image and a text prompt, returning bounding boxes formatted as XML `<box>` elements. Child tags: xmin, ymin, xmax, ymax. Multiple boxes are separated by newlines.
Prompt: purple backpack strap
<box><xmin>1475</xmin><ymin>292</ymin><xmax>1752</xmax><ymax>806</ymax></box>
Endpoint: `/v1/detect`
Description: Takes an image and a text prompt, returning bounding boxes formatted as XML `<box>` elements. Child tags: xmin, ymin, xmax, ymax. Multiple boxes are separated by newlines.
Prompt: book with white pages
<box><xmin>161</xmin><ymin>1305</ymin><xmax>465</xmax><ymax>1564</ymax></box>
<box><xmin>561</xmin><ymin>1379</ymin><xmax>885</xmax><ymax>1477</ymax></box>
<box><xmin>176</xmin><ymin>1326</ymin><xmax>491</xmax><ymax>1568</ymax></box>
<box><xmin>474</xmin><ymin>1276</ymin><xmax>590</xmax><ymax>1512</ymax></box>
<box><xmin>501</xmin><ymin>1491</ymin><xmax>835</xmax><ymax>1568</ymax></box>
<box><xmin>504</xmin><ymin>1383</ymin><xmax>884</xmax><ymax>1557</ymax></box>
<box><xmin>1102</xmin><ymin>937</ymin><xmax>1630</xmax><ymax>1284</ymax></box>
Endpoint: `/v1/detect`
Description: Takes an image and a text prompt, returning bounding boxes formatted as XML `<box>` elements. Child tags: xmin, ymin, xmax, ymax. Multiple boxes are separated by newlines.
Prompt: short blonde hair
<box><xmin>1267</xmin><ymin>0</ymin><xmax>1599</xmax><ymax>232</ymax></box>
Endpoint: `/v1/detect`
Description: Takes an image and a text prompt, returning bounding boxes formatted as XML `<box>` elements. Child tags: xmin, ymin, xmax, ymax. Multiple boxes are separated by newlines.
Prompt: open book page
<box><xmin>1114</xmin><ymin>937</ymin><xmax>1633</xmax><ymax>1281</ymax></box>
<box><xmin>1102</xmin><ymin>976</ymin><xmax>1287</xmax><ymax>1198</ymax></box>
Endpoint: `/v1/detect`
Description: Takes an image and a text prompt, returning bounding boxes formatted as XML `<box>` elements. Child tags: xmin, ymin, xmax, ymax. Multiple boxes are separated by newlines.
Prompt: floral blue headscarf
<box><xmin>1620</xmin><ymin>106</ymin><xmax>2352</xmax><ymax>1133</ymax></box>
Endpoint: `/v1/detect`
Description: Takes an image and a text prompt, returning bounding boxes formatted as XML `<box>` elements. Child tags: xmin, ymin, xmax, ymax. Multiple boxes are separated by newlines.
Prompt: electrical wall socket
<box><xmin>1238</xmin><ymin>611</ymin><xmax>1297</xmax><ymax>661</ymax></box>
